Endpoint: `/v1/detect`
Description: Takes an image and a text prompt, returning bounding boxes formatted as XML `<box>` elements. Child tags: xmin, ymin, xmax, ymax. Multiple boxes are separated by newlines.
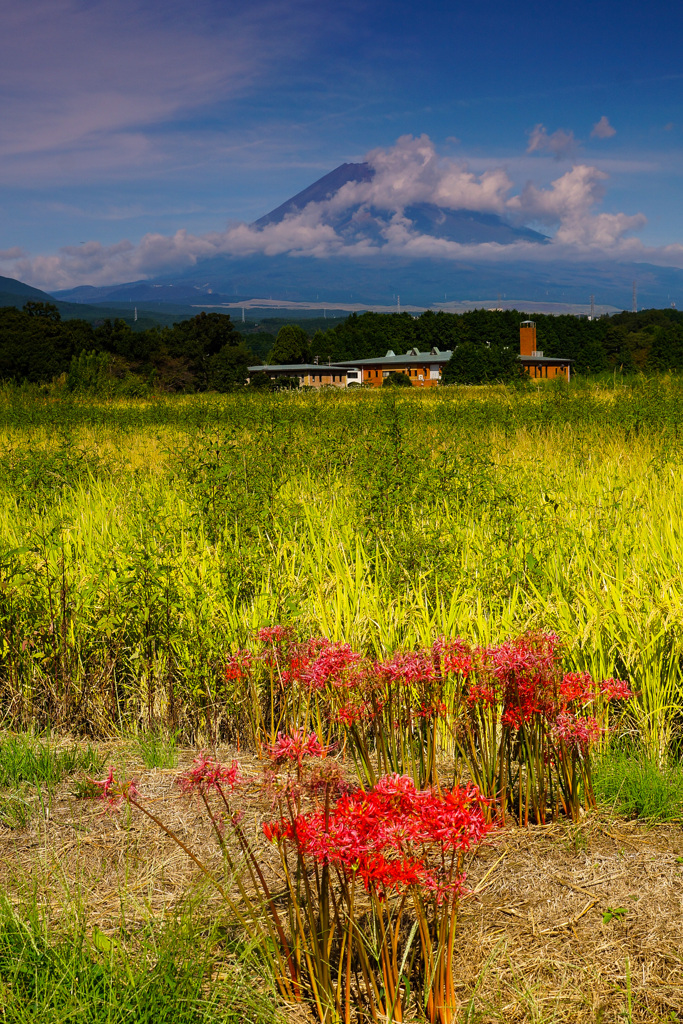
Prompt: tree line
<box><xmin>2</xmin><ymin>302</ymin><xmax>683</xmax><ymax>390</ymax></box>
<box><xmin>0</xmin><ymin>303</ymin><xmax>258</xmax><ymax>392</ymax></box>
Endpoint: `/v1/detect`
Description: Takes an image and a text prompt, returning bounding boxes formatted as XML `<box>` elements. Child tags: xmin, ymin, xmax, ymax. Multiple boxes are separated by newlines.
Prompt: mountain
<box><xmin>53</xmin><ymin>280</ymin><xmax>236</xmax><ymax>306</ymax></box>
<box><xmin>66</xmin><ymin>253</ymin><xmax>677</xmax><ymax>311</ymax></box>
<box><xmin>253</xmin><ymin>162</ymin><xmax>374</xmax><ymax>227</ymax></box>
<box><xmin>49</xmin><ymin>162</ymin><xmax>683</xmax><ymax>311</ymax></box>
<box><xmin>253</xmin><ymin>161</ymin><xmax>549</xmax><ymax>246</ymax></box>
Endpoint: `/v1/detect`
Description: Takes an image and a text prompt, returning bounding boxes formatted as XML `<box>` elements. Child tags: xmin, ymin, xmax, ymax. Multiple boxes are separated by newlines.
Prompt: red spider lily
<box><xmin>89</xmin><ymin>764</ymin><xmax>115</xmax><ymax>799</ymax></box>
<box><xmin>599</xmin><ymin>676</ymin><xmax>633</xmax><ymax>701</ymax></box>
<box><xmin>282</xmin><ymin>639</ymin><xmax>362</xmax><ymax>692</ymax></box>
<box><xmin>559</xmin><ymin>671</ymin><xmax>596</xmax><ymax>705</ymax></box>
<box><xmin>376</xmin><ymin>650</ymin><xmax>438</xmax><ymax>687</ymax></box>
<box><xmin>334</xmin><ymin>698</ymin><xmax>377</xmax><ymax>726</ymax></box>
<box><xmin>225</xmin><ymin>650</ymin><xmax>252</xmax><ymax>681</ymax></box>
<box><xmin>266</xmin><ymin>774</ymin><xmax>491</xmax><ymax>893</ymax></box>
<box><xmin>266</xmin><ymin>728</ymin><xmax>329</xmax><ymax>766</ymax></box>
<box><xmin>265</xmin><ymin>774</ymin><xmax>491</xmax><ymax>1024</ymax></box>
<box><xmin>553</xmin><ymin>711</ymin><xmax>602</xmax><ymax>751</ymax></box>
<box><xmin>255</xmin><ymin>625</ymin><xmax>290</xmax><ymax>644</ymax></box>
<box><xmin>176</xmin><ymin>755</ymin><xmax>241</xmax><ymax>795</ymax></box>
<box><xmin>416</xmin><ymin>700</ymin><xmax>448</xmax><ymax>720</ymax></box>
<box><xmin>87</xmin><ymin>767</ymin><xmax>139</xmax><ymax>810</ymax></box>
<box><xmin>466</xmin><ymin>682</ymin><xmax>500</xmax><ymax>708</ymax></box>
<box><xmin>433</xmin><ymin>636</ymin><xmax>473</xmax><ymax>677</ymax></box>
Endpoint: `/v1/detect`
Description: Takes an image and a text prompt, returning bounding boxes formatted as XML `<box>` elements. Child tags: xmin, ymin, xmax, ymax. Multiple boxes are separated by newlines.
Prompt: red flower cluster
<box><xmin>255</xmin><ymin>626</ymin><xmax>290</xmax><ymax>644</ymax></box>
<box><xmin>176</xmin><ymin>755</ymin><xmax>241</xmax><ymax>795</ymax></box>
<box><xmin>433</xmin><ymin>636</ymin><xmax>474</xmax><ymax>677</ymax></box>
<box><xmin>281</xmin><ymin>638</ymin><xmax>362</xmax><ymax>692</ymax></box>
<box><xmin>465</xmin><ymin>634</ymin><xmax>631</xmax><ymax>744</ymax></box>
<box><xmin>87</xmin><ymin>766</ymin><xmax>139</xmax><ymax>810</ymax></box>
<box><xmin>225</xmin><ymin>649</ymin><xmax>252</xmax><ymax>681</ymax></box>
<box><xmin>553</xmin><ymin>712</ymin><xmax>602</xmax><ymax>751</ymax></box>
<box><xmin>376</xmin><ymin>650</ymin><xmax>437</xmax><ymax>687</ymax></box>
<box><xmin>267</xmin><ymin>729</ymin><xmax>329</xmax><ymax>766</ymax></box>
<box><xmin>265</xmin><ymin>774</ymin><xmax>491</xmax><ymax>897</ymax></box>
<box><xmin>600</xmin><ymin>677</ymin><xmax>633</xmax><ymax>701</ymax></box>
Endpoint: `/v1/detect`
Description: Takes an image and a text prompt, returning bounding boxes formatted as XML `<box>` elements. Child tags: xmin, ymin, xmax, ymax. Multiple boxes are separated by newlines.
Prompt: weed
<box><xmin>136</xmin><ymin>731</ymin><xmax>179</xmax><ymax>769</ymax></box>
<box><xmin>0</xmin><ymin>734</ymin><xmax>102</xmax><ymax>789</ymax></box>
<box><xmin>0</xmin><ymin>794</ymin><xmax>31</xmax><ymax>829</ymax></box>
<box><xmin>603</xmin><ymin>907</ymin><xmax>628</xmax><ymax>924</ymax></box>
<box><xmin>593</xmin><ymin>747</ymin><xmax>683</xmax><ymax>821</ymax></box>
<box><xmin>0</xmin><ymin>895</ymin><xmax>281</xmax><ymax>1024</ymax></box>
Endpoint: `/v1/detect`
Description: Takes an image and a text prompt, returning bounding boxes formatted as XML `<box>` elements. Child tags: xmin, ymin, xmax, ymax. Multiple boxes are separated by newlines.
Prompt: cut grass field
<box><xmin>0</xmin><ymin>735</ymin><xmax>682</xmax><ymax>1024</ymax></box>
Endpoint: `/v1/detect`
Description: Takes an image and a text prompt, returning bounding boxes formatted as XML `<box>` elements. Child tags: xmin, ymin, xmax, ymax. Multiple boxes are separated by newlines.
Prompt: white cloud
<box><xmin>507</xmin><ymin>165</ymin><xmax>645</xmax><ymax>246</ymax></box>
<box><xmin>308</xmin><ymin>134</ymin><xmax>514</xmax><ymax>219</ymax></box>
<box><xmin>591</xmin><ymin>116</ymin><xmax>617</xmax><ymax>139</ymax></box>
<box><xmin>1</xmin><ymin>134</ymin><xmax>672</xmax><ymax>290</ymax></box>
<box><xmin>527</xmin><ymin>123</ymin><xmax>579</xmax><ymax>159</ymax></box>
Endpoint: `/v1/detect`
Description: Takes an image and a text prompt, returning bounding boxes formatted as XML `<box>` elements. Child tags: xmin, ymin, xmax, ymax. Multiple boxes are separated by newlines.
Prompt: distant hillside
<box><xmin>54</xmin><ymin>281</ymin><xmax>237</xmax><ymax>306</ymax></box>
<box><xmin>0</xmin><ymin>273</ymin><xmax>58</xmax><ymax>307</ymax></box>
<box><xmin>0</xmin><ymin>273</ymin><xmax>192</xmax><ymax>329</ymax></box>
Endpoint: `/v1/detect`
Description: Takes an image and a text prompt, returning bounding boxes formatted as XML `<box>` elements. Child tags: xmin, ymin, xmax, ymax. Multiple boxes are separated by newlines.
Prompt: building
<box><xmin>518</xmin><ymin>320</ymin><xmax>572</xmax><ymax>380</ymax></box>
<box><xmin>247</xmin><ymin>363</ymin><xmax>359</xmax><ymax>388</ymax></box>
<box><xmin>333</xmin><ymin>347</ymin><xmax>453</xmax><ymax>387</ymax></box>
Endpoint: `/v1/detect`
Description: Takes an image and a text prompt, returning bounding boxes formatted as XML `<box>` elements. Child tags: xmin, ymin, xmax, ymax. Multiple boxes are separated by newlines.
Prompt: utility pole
<box><xmin>397</xmin><ymin>295</ymin><xmax>401</xmax><ymax>314</ymax></box>
<box><xmin>590</xmin><ymin>294</ymin><xmax>595</xmax><ymax>320</ymax></box>
<box><xmin>632</xmin><ymin>281</ymin><xmax>637</xmax><ymax>313</ymax></box>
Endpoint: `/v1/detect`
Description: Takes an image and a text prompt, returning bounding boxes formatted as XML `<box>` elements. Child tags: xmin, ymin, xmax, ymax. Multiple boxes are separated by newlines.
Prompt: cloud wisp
<box><xmin>527</xmin><ymin>124</ymin><xmax>579</xmax><ymax>160</ymax></box>
<box><xmin>0</xmin><ymin>0</ymin><xmax>328</xmax><ymax>185</ymax></box>
<box><xmin>591</xmin><ymin>116</ymin><xmax>617</xmax><ymax>139</ymax></box>
<box><xmin>3</xmin><ymin>134</ymin><xmax>679</xmax><ymax>291</ymax></box>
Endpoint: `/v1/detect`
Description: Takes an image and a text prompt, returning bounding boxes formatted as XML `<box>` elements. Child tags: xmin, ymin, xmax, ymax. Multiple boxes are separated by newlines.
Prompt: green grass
<box><xmin>593</xmin><ymin>746</ymin><xmax>683</xmax><ymax>821</ymax></box>
<box><xmin>0</xmin><ymin>734</ymin><xmax>102</xmax><ymax>789</ymax></box>
<box><xmin>0</xmin><ymin>897</ymin><xmax>281</xmax><ymax>1024</ymax></box>
<box><xmin>136</xmin><ymin>731</ymin><xmax>179</xmax><ymax>769</ymax></box>
<box><xmin>0</xmin><ymin>794</ymin><xmax>31</xmax><ymax>830</ymax></box>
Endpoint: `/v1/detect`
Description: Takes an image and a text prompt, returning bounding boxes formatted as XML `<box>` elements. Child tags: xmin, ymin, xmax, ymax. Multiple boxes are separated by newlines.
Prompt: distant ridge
<box><xmin>0</xmin><ymin>273</ymin><xmax>186</xmax><ymax>328</ymax></box>
<box><xmin>0</xmin><ymin>274</ymin><xmax>56</xmax><ymax>306</ymax></box>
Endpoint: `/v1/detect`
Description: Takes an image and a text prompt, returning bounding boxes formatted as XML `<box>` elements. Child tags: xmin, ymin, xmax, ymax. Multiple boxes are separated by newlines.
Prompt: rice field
<box><xmin>0</xmin><ymin>377</ymin><xmax>682</xmax><ymax>755</ymax></box>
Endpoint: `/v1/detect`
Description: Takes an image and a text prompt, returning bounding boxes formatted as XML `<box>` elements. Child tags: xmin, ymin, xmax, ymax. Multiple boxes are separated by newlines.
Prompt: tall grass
<box><xmin>0</xmin><ymin>379</ymin><xmax>682</xmax><ymax>751</ymax></box>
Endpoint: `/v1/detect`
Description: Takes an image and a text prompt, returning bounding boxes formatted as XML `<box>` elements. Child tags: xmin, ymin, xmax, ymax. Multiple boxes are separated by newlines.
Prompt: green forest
<box><xmin>2</xmin><ymin>301</ymin><xmax>683</xmax><ymax>391</ymax></box>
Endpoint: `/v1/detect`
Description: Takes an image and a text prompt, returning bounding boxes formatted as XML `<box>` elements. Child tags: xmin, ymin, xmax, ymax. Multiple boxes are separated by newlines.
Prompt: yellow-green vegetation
<box><xmin>1</xmin><ymin>378</ymin><xmax>682</xmax><ymax>759</ymax></box>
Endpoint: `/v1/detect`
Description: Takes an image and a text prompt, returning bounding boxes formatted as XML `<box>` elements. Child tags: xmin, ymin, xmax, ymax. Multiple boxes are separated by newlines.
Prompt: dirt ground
<box><xmin>1</xmin><ymin>742</ymin><xmax>682</xmax><ymax>1024</ymax></box>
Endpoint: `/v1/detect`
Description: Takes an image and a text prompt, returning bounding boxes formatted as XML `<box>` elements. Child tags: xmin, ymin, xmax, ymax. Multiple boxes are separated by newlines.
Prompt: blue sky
<box><xmin>2</xmin><ymin>0</ymin><xmax>683</xmax><ymax>289</ymax></box>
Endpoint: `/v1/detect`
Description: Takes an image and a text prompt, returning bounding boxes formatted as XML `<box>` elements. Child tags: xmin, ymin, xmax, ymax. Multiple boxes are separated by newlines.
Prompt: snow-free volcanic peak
<box><xmin>253</xmin><ymin>161</ymin><xmax>549</xmax><ymax>246</ymax></box>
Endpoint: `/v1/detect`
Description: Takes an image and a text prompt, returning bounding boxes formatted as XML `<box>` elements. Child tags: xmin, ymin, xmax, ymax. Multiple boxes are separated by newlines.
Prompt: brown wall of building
<box><xmin>361</xmin><ymin>364</ymin><xmax>440</xmax><ymax>387</ymax></box>
<box><xmin>520</xmin><ymin>323</ymin><xmax>537</xmax><ymax>356</ymax></box>
<box><xmin>522</xmin><ymin>362</ymin><xmax>569</xmax><ymax>380</ymax></box>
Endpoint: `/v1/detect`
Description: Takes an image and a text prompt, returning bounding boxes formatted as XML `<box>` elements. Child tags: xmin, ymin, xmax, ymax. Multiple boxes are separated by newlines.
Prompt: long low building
<box><xmin>333</xmin><ymin>347</ymin><xmax>452</xmax><ymax>386</ymax></box>
<box><xmin>247</xmin><ymin>363</ymin><xmax>359</xmax><ymax>388</ymax></box>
